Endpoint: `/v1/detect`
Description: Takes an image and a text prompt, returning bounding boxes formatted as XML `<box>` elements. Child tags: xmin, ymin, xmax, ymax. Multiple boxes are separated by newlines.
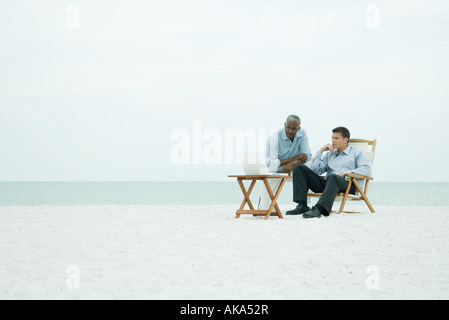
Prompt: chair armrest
<box><xmin>345</xmin><ymin>173</ymin><xmax>373</xmax><ymax>180</ymax></box>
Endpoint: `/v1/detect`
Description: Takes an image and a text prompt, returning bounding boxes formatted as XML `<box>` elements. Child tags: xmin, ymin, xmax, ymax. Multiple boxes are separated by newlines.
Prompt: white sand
<box><xmin>1</xmin><ymin>204</ymin><xmax>449</xmax><ymax>300</ymax></box>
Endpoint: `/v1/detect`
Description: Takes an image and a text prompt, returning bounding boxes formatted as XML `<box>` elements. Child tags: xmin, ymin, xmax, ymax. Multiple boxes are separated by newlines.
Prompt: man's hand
<box><xmin>282</xmin><ymin>160</ymin><xmax>301</xmax><ymax>174</ymax></box>
<box><xmin>293</xmin><ymin>153</ymin><xmax>308</xmax><ymax>163</ymax></box>
<box><xmin>279</xmin><ymin>153</ymin><xmax>308</xmax><ymax>168</ymax></box>
<box><xmin>319</xmin><ymin>143</ymin><xmax>334</xmax><ymax>153</ymax></box>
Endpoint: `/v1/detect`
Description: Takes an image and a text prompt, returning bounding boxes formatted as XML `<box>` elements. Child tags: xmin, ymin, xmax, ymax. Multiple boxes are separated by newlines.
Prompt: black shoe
<box><xmin>286</xmin><ymin>204</ymin><xmax>310</xmax><ymax>215</ymax></box>
<box><xmin>303</xmin><ymin>206</ymin><xmax>321</xmax><ymax>219</ymax></box>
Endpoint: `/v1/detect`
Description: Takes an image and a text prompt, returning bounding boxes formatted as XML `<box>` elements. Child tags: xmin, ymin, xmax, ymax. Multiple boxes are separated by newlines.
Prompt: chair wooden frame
<box><xmin>307</xmin><ymin>139</ymin><xmax>377</xmax><ymax>214</ymax></box>
<box><xmin>228</xmin><ymin>175</ymin><xmax>292</xmax><ymax>219</ymax></box>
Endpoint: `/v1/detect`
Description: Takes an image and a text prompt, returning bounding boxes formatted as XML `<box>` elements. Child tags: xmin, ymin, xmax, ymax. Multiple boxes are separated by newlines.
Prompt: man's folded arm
<box><xmin>310</xmin><ymin>152</ymin><xmax>328</xmax><ymax>176</ymax></box>
<box><xmin>266</xmin><ymin>157</ymin><xmax>281</xmax><ymax>173</ymax></box>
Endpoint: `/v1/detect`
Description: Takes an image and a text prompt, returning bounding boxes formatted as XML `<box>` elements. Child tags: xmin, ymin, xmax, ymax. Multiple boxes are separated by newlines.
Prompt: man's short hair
<box><xmin>332</xmin><ymin>126</ymin><xmax>351</xmax><ymax>140</ymax></box>
<box><xmin>285</xmin><ymin>115</ymin><xmax>301</xmax><ymax>126</ymax></box>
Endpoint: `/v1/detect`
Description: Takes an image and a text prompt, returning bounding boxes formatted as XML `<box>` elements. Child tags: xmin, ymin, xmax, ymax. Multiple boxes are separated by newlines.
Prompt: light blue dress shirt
<box><xmin>310</xmin><ymin>145</ymin><xmax>372</xmax><ymax>186</ymax></box>
<box><xmin>265</xmin><ymin>128</ymin><xmax>312</xmax><ymax>173</ymax></box>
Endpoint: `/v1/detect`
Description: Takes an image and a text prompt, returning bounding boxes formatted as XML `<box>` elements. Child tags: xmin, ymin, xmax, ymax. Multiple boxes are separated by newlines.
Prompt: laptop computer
<box><xmin>237</xmin><ymin>151</ymin><xmax>288</xmax><ymax>175</ymax></box>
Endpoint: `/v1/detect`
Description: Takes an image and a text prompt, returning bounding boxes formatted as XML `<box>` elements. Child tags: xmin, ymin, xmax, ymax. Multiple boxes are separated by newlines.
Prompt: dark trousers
<box><xmin>292</xmin><ymin>164</ymin><xmax>355</xmax><ymax>215</ymax></box>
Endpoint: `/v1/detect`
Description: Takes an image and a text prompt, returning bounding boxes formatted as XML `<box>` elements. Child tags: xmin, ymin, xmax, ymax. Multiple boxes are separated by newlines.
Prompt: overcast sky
<box><xmin>1</xmin><ymin>0</ymin><xmax>448</xmax><ymax>181</ymax></box>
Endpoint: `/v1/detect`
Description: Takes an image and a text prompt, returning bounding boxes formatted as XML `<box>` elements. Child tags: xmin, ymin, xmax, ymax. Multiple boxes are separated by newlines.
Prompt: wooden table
<box><xmin>228</xmin><ymin>175</ymin><xmax>292</xmax><ymax>219</ymax></box>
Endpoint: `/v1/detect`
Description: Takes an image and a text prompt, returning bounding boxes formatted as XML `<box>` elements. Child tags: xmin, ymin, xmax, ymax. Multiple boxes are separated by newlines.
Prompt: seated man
<box><xmin>259</xmin><ymin>114</ymin><xmax>312</xmax><ymax>209</ymax></box>
<box><xmin>286</xmin><ymin>126</ymin><xmax>372</xmax><ymax>218</ymax></box>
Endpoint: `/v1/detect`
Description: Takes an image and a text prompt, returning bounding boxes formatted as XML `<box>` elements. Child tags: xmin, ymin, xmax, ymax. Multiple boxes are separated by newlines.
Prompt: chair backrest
<box><xmin>347</xmin><ymin>139</ymin><xmax>377</xmax><ymax>196</ymax></box>
<box><xmin>348</xmin><ymin>139</ymin><xmax>377</xmax><ymax>165</ymax></box>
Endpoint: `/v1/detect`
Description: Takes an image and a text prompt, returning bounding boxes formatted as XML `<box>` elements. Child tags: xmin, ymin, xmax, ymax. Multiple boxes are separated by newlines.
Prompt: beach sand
<box><xmin>1</xmin><ymin>204</ymin><xmax>448</xmax><ymax>300</ymax></box>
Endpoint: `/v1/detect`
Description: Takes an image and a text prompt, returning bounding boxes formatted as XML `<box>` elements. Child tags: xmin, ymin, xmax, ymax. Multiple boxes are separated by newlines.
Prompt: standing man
<box><xmin>259</xmin><ymin>115</ymin><xmax>312</xmax><ymax>210</ymax></box>
<box><xmin>265</xmin><ymin>114</ymin><xmax>312</xmax><ymax>174</ymax></box>
<box><xmin>286</xmin><ymin>126</ymin><xmax>372</xmax><ymax>218</ymax></box>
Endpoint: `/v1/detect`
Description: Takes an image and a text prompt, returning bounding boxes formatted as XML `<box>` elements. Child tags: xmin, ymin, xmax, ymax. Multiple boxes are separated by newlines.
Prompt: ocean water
<box><xmin>0</xmin><ymin>181</ymin><xmax>448</xmax><ymax>206</ymax></box>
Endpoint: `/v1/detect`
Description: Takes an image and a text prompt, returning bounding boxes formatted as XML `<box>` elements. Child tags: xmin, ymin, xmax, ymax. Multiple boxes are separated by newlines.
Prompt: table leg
<box><xmin>262</xmin><ymin>178</ymin><xmax>285</xmax><ymax>219</ymax></box>
<box><xmin>235</xmin><ymin>178</ymin><xmax>257</xmax><ymax>218</ymax></box>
